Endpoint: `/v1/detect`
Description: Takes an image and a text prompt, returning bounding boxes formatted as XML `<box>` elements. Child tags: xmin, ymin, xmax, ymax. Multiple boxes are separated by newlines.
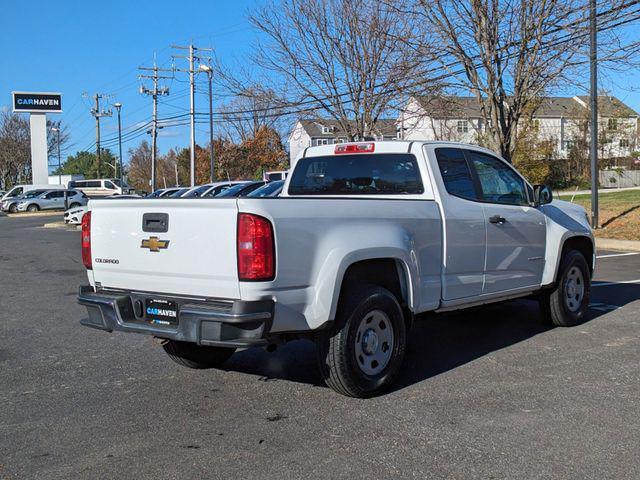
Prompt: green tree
<box><xmin>54</xmin><ymin>149</ymin><xmax>119</xmax><ymax>179</ymax></box>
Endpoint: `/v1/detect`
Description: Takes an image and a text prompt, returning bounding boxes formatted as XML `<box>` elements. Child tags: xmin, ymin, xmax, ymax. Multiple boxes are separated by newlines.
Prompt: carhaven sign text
<box><xmin>12</xmin><ymin>92</ymin><xmax>63</xmax><ymax>113</ymax></box>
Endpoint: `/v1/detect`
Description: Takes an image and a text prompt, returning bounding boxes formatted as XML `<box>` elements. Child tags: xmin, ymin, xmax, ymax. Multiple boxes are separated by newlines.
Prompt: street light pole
<box><xmin>200</xmin><ymin>64</ymin><xmax>215</xmax><ymax>182</ymax></box>
<box><xmin>114</xmin><ymin>103</ymin><xmax>123</xmax><ymax>186</ymax></box>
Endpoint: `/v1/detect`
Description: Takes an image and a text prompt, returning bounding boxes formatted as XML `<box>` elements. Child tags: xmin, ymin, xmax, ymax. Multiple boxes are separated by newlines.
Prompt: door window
<box><xmin>467</xmin><ymin>151</ymin><xmax>528</xmax><ymax>206</ymax></box>
<box><xmin>104</xmin><ymin>181</ymin><xmax>116</xmax><ymax>189</ymax></box>
<box><xmin>435</xmin><ymin>148</ymin><xmax>479</xmax><ymax>200</ymax></box>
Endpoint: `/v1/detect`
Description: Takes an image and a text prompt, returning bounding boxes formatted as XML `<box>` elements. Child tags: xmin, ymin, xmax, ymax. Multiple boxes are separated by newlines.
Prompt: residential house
<box><xmin>288</xmin><ymin>119</ymin><xmax>398</xmax><ymax>162</ymax></box>
<box><xmin>399</xmin><ymin>95</ymin><xmax>639</xmax><ymax>159</ymax></box>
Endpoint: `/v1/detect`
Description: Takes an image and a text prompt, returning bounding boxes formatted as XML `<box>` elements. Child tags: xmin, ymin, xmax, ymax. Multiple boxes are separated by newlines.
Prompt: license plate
<box><xmin>145</xmin><ymin>298</ymin><xmax>179</xmax><ymax>326</ymax></box>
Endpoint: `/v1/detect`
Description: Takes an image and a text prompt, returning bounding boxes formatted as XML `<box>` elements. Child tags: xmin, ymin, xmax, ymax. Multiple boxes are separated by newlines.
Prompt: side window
<box><xmin>435</xmin><ymin>148</ymin><xmax>479</xmax><ymax>201</ymax></box>
<box><xmin>467</xmin><ymin>151</ymin><xmax>528</xmax><ymax>206</ymax></box>
<box><xmin>104</xmin><ymin>181</ymin><xmax>116</xmax><ymax>189</ymax></box>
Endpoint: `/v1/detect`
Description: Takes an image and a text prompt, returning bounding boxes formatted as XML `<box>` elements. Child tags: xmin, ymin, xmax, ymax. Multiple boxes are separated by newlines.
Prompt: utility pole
<box><xmin>590</xmin><ymin>0</ymin><xmax>599</xmax><ymax>229</ymax></box>
<box><xmin>139</xmin><ymin>61</ymin><xmax>171</xmax><ymax>192</ymax></box>
<box><xmin>172</xmin><ymin>43</ymin><xmax>213</xmax><ymax>186</ymax></box>
<box><xmin>113</xmin><ymin>103</ymin><xmax>123</xmax><ymax>186</ymax></box>
<box><xmin>90</xmin><ymin>94</ymin><xmax>112</xmax><ymax>178</ymax></box>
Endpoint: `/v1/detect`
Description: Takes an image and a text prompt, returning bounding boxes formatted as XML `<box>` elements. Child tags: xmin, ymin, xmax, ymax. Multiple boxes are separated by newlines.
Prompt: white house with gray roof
<box><xmin>288</xmin><ymin>119</ymin><xmax>399</xmax><ymax>162</ymax></box>
<box><xmin>398</xmin><ymin>95</ymin><xmax>639</xmax><ymax>159</ymax></box>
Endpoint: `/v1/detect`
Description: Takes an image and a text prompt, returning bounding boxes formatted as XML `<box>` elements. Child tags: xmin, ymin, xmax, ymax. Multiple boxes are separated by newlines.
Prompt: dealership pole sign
<box><xmin>11</xmin><ymin>91</ymin><xmax>63</xmax><ymax>185</ymax></box>
<box><xmin>12</xmin><ymin>91</ymin><xmax>63</xmax><ymax>113</ymax></box>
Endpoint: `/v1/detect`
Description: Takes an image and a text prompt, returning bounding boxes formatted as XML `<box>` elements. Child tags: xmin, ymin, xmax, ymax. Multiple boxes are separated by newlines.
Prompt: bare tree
<box><xmin>218</xmin><ymin>88</ymin><xmax>287</xmax><ymax>142</ymax></box>
<box><xmin>410</xmin><ymin>0</ymin><xmax>590</xmax><ymax>162</ymax></box>
<box><xmin>408</xmin><ymin>0</ymin><xmax>640</xmax><ymax>163</ymax></box>
<box><xmin>46</xmin><ymin>119</ymin><xmax>71</xmax><ymax>159</ymax></box>
<box><xmin>0</xmin><ymin>112</ymin><xmax>31</xmax><ymax>188</ymax></box>
<box><xmin>245</xmin><ymin>0</ymin><xmax>433</xmax><ymax>140</ymax></box>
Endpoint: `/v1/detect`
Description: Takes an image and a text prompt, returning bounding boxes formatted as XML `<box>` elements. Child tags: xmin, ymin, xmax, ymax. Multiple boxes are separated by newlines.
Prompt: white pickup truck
<box><xmin>78</xmin><ymin>141</ymin><xmax>594</xmax><ymax>397</ymax></box>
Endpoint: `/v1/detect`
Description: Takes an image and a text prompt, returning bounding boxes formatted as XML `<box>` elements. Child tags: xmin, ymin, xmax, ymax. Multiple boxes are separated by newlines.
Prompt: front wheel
<box><xmin>539</xmin><ymin>250</ymin><xmax>590</xmax><ymax>327</ymax></box>
<box><xmin>316</xmin><ymin>285</ymin><xmax>407</xmax><ymax>398</ymax></box>
<box><xmin>68</xmin><ymin>202</ymin><xmax>81</xmax><ymax>209</ymax></box>
<box><xmin>8</xmin><ymin>203</ymin><xmax>18</xmax><ymax>213</ymax></box>
<box><xmin>162</xmin><ymin>340</ymin><xmax>235</xmax><ymax>369</ymax></box>
<box><xmin>27</xmin><ymin>204</ymin><xmax>39</xmax><ymax>212</ymax></box>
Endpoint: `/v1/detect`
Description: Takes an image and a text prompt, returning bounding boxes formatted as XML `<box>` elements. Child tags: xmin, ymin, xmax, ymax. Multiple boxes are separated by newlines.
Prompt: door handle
<box><xmin>489</xmin><ymin>215</ymin><xmax>506</xmax><ymax>225</ymax></box>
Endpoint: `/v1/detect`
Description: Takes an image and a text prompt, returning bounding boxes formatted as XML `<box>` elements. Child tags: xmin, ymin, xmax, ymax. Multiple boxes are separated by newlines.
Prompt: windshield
<box><xmin>169</xmin><ymin>188</ymin><xmax>189</xmax><ymax>197</ymax></box>
<box><xmin>217</xmin><ymin>182</ymin><xmax>264</xmax><ymax>198</ymax></box>
<box><xmin>182</xmin><ymin>185</ymin><xmax>211</xmax><ymax>198</ymax></box>
<box><xmin>288</xmin><ymin>154</ymin><xmax>424</xmax><ymax>195</ymax></box>
<box><xmin>203</xmin><ymin>183</ymin><xmax>237</xmax><ymax>197</ymax></box>
<box><xmin>111</xmin><ymin>179</ymin><xmax>123</xmax><ymax>187</ymax></box>
<box><xmin>247</xmin><ymin>180</ymin><xmax>284</xmax><ymax>197</ymax></box>
<box><xmin>6</xmin><ymin>187</ymin><xmax>23</xmax><ymax>198</ymax></box>
<box><xmin>216</xmin><ymin>183</ymin><xmax>251</xmax><ymax>197</ymax></box>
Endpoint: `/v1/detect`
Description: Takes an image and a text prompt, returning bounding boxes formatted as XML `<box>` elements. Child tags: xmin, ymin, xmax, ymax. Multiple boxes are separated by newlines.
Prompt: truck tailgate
<box><xmin>89</xmin><ymin>198</ymin><xmax>240</xmax><ymax>299</ymax></box>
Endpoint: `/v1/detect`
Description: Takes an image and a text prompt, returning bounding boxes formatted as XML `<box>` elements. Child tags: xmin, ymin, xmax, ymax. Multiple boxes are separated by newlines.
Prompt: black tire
<box><xmin>8</xmin><ymin>203</ymin><xmax>18</xmax><ymax>213</ymax></box>
<box><xmin>162</xmin><ymin>340</ymin><xmax>235</xmax><ymax>369</ymax></box>
<box><xmin>316</xmin><ymin>285</ymin><xmax>407</xmax><ymax>398</ymax></box>
<box><xmin>27</xmin><ymin>204</ymin><xmax>39</xmax><ymax>212</ymax></box>
<box><xmin>539</xmin><ymin>250</ymin><xmax>590</xmax><ymax>327</ymax></box>
<box><xmin>69</xmin><ymin>202</ymin><xmax>80</xmax><ymax>209</ymax></box>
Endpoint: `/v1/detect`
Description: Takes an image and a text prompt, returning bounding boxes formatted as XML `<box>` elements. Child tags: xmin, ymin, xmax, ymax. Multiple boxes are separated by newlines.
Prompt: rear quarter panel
<box><xmin>237</xmin><ymin>197</ymin><xmax>443</xmax><ymax>332</ymax></box>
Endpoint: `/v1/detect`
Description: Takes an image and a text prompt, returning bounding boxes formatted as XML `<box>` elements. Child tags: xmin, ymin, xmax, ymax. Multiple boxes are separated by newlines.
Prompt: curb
<box><xmin>42</xmin><ymin>221</ymin><xmax>79</xmax><ymax>231</ymax></box>
<box><xmin>7</xmin><ymin>211</ymin><xmax>63</xmax><ymax>218</ymax></box>
<box><xmin>595</xmin><ymin>237</ymin><xmax>640</xmax><ymax>252</ymax></box>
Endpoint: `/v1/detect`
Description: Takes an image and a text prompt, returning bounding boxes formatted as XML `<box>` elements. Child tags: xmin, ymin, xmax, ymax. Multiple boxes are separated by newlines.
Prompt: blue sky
<box><xmin>2</xmin><ymin>0</ymin><xmax>640</xmax><ymax>173</ymax></box>
<box><xmin>0</xmin><ymin>0</ymin><xmax>259</xmax><ymax>172</ymax></box>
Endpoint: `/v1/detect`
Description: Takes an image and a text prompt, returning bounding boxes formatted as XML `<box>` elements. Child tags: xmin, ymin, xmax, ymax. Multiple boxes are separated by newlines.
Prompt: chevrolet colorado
<box><xmin>78</xmin><ymin>141</ymin><xmax>594</xmax><ymax>397</ymax></box>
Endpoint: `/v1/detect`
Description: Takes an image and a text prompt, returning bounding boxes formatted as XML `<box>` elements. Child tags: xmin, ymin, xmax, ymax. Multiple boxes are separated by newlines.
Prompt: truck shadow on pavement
<box><xmin>221</xmin><ymin>284</ymin><xmax>639</xmax><ymax>393</ymax></box>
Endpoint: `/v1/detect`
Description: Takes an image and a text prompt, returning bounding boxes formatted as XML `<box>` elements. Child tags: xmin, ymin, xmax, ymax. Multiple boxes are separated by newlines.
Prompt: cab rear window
<box><xmin>288</xmin><ymin>154</ymin><xmax>423</xmax><ymax>195</ymax></box>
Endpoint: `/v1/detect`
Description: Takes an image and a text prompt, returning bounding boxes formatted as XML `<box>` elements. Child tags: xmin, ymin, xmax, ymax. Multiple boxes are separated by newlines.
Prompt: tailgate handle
<box><xmin>142</xmin><ymin>213</ymin><xmax>169</xmax><ymax>233</ymax></box>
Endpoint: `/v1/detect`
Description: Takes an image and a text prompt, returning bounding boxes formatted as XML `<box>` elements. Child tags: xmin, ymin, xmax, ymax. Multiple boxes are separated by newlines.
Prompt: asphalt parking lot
<box><xmin>1</xmin><ymin>214</ymin><xmax>639</xmax><ymax>480</ymax></box>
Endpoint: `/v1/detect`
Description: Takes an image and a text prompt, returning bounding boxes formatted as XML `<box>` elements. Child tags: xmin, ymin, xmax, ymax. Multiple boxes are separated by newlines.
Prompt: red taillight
<box><xmin>335</xmin><ymin>142</ymin><xmax>375</xmax><ymax>154</ymax></box>
<box><xmin>81</xmin><ymin>211</ymin><xmax>92</xmax><ymax>270</ymax></box>
<box><xmin>237</xmin><ymin>213</ymin><xmax>275</xmax><ymax>281</ymax></box>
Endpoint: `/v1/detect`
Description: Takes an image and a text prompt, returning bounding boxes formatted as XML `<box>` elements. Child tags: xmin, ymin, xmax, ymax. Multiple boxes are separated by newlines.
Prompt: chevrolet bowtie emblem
<box><xmin>141</xmin><ymin>236</ymin><xmax>170</xmax><ymax>252</ymax></box>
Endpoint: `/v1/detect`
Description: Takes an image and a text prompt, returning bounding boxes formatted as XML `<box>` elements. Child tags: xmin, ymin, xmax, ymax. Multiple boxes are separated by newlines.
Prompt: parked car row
<box><xmin>1</xmin><ymin>178</ymin><xmax>283</xmax><ymax>219</ymax></box>
<box><xmin>1</xmin><ymin>188</ymin><xmax>88</xmax><ymax>213</ymax></box>
<box><xmin>145</xmin><ymin>179</ymin><xmax>283</xmax><ymax>199</ymax></box>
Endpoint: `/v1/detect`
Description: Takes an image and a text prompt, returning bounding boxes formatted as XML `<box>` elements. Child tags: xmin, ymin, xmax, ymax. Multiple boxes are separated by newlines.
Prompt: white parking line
<box><xmin>592</xmin><ymin>279</ymin><xmax>640</xmax><ymax>287</ymax></box>
<box><xmin>596</xmin><ymin>252</ymin><xmax>640</xmax><ymax>259</ymax></box>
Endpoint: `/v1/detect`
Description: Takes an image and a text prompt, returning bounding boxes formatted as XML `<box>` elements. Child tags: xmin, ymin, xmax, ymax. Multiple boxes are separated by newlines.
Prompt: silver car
<box><xmin>16</xmin><ymin>189</ymin><xmax>88</xmax><ymax>213</ymax></box>
<box><xmin>1</xmin><ymin>189</ymin><xmax>49</xmax><ymax>213</ymax></box>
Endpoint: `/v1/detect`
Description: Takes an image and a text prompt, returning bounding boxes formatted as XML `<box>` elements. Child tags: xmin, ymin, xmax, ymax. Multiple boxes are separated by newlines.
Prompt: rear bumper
<box><xmin>78</xmin><ymin>285</ymin><xmax>274</xmax><ymax>348</ymax></box>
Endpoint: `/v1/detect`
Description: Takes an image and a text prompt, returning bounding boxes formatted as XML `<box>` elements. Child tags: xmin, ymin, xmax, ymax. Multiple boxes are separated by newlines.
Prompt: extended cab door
<box><xmin>430</xmin><ymin>147</ymin><xmax>486</xmax><ymax>301</ymax></box>
<box><xmin>463</xmin><ymin>149</ymin><xmax>546</xmax><ymax>294</ymax></box>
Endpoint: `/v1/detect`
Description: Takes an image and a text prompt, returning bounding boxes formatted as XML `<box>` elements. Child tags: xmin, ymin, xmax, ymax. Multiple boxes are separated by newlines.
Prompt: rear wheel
<box><xmin>539</xmin><ymin>250</ymin><xmax>590</xmax><ymax>327</ymax></box>
<box><xmin>27</xmin><ymin>204</ymin><xmax>39</xmax><ymax>212</ymax></box>
<box><xmin>69</xmin><ymin>202</ymin><xmax>80</xmax><ymax>209</ymax></box>
<box><xmin>162</xmin><ymin>340</ymin><xmax>235</xmax><ymax>369</ymax></box>
<box><xmin>316</xmin><ymin>285</ymin><xmax>407</xmax><ymax>398</ymax></box>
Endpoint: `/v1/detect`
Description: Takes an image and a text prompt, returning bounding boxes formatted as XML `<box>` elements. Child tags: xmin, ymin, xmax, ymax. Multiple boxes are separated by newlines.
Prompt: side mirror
<box><xmin>534</xmin><ymin>184</ymin><xmax>553</xmax><ymax>205</ymax></box>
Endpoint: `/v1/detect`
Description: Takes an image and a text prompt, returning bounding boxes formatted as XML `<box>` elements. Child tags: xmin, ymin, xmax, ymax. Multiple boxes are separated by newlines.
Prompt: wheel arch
<box><xmin>331</xmin><ymin>256</ymin><xmax>414</xmax><ymax>331</ymax></box>
<box><xmin>545</xmin><ymin>234</ymin><xmax>595</xmax><ymax>286</ymax></box>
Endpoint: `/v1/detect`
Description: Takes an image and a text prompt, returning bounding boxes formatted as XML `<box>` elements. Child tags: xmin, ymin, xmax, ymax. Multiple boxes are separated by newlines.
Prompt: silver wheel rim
<box><xmin>564</xmin><ymin>266</ymin><xmax>585</xmax><ymax>312</ymax></box>
<box><xmin>354</xmin><ymin>309</ymin><xmax>394</xmax><ymax>376</ymax></box>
